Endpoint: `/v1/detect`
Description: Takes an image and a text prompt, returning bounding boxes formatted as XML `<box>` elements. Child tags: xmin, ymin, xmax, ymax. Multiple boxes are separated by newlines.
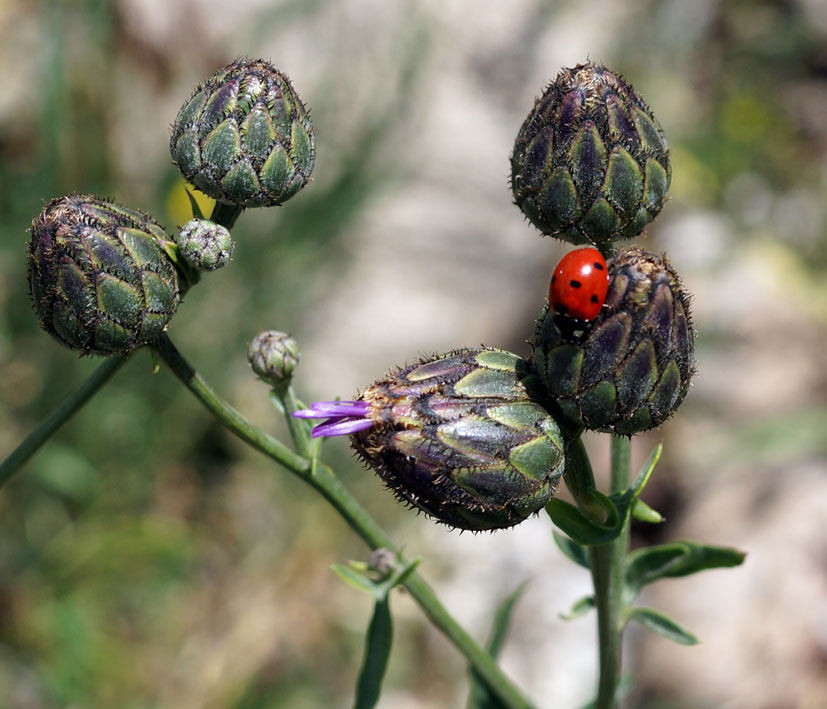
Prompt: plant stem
<box><xmin>152</xmin><ymin>334</ymin><xmax>533</xmax><ymax>709</ymax></box>
<box><xmin>210</xmin><ymin>202</ymin><xmax>244</xmax><ymax>229</ymax></box>
<box><xmin>0</xmin><ymin>354</ymin><xmax>130</xmax><ymax>488</ymax></box>
<box><xmin>590</xmin><ymin>434</ymin><xmax>631</xmax><ymax>709</ymax></box>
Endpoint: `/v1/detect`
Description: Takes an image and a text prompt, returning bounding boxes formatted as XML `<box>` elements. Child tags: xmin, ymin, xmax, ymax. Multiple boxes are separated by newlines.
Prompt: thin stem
<box><xmin>152</xmin><ymin>334</ymin><xmax>533</xmax><ymax>709</ymax></box>
<box><xmin>590</xmin><ymin>434</ymin><xmax>631</xmax><ymax>709</ymax></box>
<box><xmin>0</xmin><ymin>354</ymin><xmax>130</xmax><ymax>487</ymax></box>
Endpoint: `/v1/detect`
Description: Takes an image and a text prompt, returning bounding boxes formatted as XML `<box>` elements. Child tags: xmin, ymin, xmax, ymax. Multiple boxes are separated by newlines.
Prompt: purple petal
<box><xmin>312</xmin><ymin>417</ymin><xmax>375</xmax><ymax>438</ymax></box>
<box><xmin>292</xmin><ymin>400</ymin><xmax>370</xmax><ymax>419</ymax></box>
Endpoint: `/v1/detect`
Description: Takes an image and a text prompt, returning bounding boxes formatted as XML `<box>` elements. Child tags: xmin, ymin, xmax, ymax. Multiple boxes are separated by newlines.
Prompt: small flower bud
<box><xmin>532</xmin><ymin>248</ymin><xmax>695</xmax><ymax>435</ymax></box>
<box><xmin>248</xmin><ymin>331</ymin><xmax>300</xmax><ymax>388</ymax></box>
<box><xmin>170</xmin><ymin>58</ymin><xmax>315</xmax><ymax>208</ymax></box>
<box><xmin>28</xmin><ymin>194</ymin><xmax>181</xmax><ymax>355</ymax></box>
<box><xmin>511</xmin><ymin>62</ymin><xmax>671</xmax><ymax>247</ymax></box>
<box><xmin>295</xmin><ymin>349</ymin><xmax>565</xmax><ymax>531</ymax></box>
<box><xmin>176</xmin><ymin>219</ymin><xmax>234</xmax><ymax>271</ymax></box>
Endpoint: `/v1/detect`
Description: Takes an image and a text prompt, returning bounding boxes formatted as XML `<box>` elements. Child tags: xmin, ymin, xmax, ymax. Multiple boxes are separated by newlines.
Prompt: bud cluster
<box><xmin>295</xmin><ymin>61</ymin><xmax>695</xmax><ymax>530</ymax></box>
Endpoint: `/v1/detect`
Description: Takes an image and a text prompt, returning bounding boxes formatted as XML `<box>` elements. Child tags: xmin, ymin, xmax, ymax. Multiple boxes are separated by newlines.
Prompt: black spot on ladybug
<box><xmin>569</xmin><ymin>279</ymin><xmax>582</xmax><ymax>288</ymax></box>
<box><xmin>551</xmin><ymin>275</ymin><xmax>556</xmax><ymax>284</ymax></box>
<box><xmin>590</xmin><ymin>294</ymin><xmax>599</xmax><ymax>303</ymax></box>
<box><xmin>594</xmin><ymin>262</ymin><xmax>604</xmax><ymax>270</ymax></box>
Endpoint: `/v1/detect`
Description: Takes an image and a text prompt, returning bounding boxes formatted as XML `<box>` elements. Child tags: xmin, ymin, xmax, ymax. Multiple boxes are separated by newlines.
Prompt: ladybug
<box><xmin>549</xmin><ymin>248</ymin><xmax>609</xmax><ymax>321</ymax></box>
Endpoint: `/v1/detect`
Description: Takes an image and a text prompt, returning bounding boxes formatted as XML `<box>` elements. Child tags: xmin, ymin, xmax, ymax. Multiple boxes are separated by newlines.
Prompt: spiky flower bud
<box><xmin>511</xmin><ymin>63</ymin><xmax>671</xmax><ymax>247</ymax></box>
<box><xmin>248</xmin><ymin>330</ymin><xmax>300</xmax><ymax>389</ymax></box>
<box><xmin>170</xmin><ymin>58</ymin><xmax>315</xmax><ymax>208</ymax></box>
<box><xmin>28</xmin><ymin>194</ymin><xmax>181</xmax><ymax>355</ymax></box>
<box><xmin>176</xmin><ymin>219</ymin><xmax>234</xmax><ymax>271</ymax></box>
<box><xmin>532</xmin><ymin>249</ymin><xmax>694</xmax><ymax>435</ymax></box>
<box><xmin>294</xmin><ymin>349</ymin><xmax>565</xmax><ymax>531</ymax></box>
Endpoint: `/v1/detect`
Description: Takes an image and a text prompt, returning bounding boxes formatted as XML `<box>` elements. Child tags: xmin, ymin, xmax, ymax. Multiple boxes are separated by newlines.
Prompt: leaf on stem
<box><xmin>354</xmin><ymin>596</ymin><xmax>393</xmax><ymax>709</ymax></box>
<box><xmin>185</xmin><ymin>188</ymin><xmax>206</xmax><ymax>220</ymax></box>
<box><xmin>547</xmin><ymin>443</ymin><xmax>663</xmax><ymax>546</ymax></box>
<box><xmin>560</xmin><ymin>595</ymin><xmax>595</xmax><ymax>621</ymax></box>
<box><xmin>625</xmin><ymin>541</ymin><xmax>746</xmax><ymax>599</ymax></box>
<box><xmin>468</xmin><ymin>583</ymin><xmax>527</xmax><ymax>709</ymax></box>
<box><xmin>630</xmin><ymin>498</ymin><xmax>664</xmax><ymax>523</ymax></box>
<box><xmin>626</xmin><ymin>606</ymin><xmax>698</xmax><ymax>645</ymax></box>
<box><xmin>334</xmin><ymin>554</ymin><xmax>421</xmax><ymax>709</ymax></box>
<box><xmin>553</xmin><ymin>531</ymin><xmax>590</xmax><ymax>569</ymax></box>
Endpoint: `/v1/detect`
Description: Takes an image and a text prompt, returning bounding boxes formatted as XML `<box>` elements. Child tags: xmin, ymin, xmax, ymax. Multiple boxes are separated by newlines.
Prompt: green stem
<box><xmin>0</xmin><ymin>353</ymin><xmax>130</xmax><ymax>488</ymax></box>
<box><xmin>590</xmin><ymin>434</ymin><xmax>631</xmax><ymax>709</ymax></box>
<box><xmin>152</xmin><ymin>334</ymin><xmax>533</xmax><ymax>709</ymax></box>
<box><xmin>209</xmin><ymin>202</ymin><xmax>244</xmax><ymax>229</ymax></box>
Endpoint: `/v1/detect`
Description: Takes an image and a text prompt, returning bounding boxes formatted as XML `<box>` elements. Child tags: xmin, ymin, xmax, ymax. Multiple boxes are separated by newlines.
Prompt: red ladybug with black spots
<box><xmin>549</xmin><ymin>248</ymin><xmax>609</xmax><ymax>322</ymax></box>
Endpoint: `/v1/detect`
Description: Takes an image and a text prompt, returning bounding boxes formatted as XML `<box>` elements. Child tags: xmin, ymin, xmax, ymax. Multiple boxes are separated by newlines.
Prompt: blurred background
<box><xmin>1</xmin><ymin>0</ymin><xmax>826</xmax><ymax>706</ymax></box>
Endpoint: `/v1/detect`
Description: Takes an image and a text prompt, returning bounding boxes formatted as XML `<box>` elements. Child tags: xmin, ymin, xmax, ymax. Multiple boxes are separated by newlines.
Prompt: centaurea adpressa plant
<box><xmin>3</xmin><ymin>57</ymin><xmax>745</xmax><ymax>708</ymax></box>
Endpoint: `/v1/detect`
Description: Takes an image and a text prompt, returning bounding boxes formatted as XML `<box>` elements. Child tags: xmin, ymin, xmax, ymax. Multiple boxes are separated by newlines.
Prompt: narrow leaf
<box><xmin>628</xmin><ymin>443</ymin><xmax>662</xmax><ymax>497</ymax></box>
<box><xmin>468</xmin><ymin>584</ymin><xmax>527</xmax><ymax>709</ymax></box>
<box><xmin>655</xmin><ymin>542</ymin><xmax>746</xmax><ymax>579</ymax></box>
<box><xmin>331</xmin><ymin>563</ymin><xmax>376</xmax><ymax>594</ymax></box>
<box><xmin>631</xmin><ymin>498</ymin><xmax>664</xmax><ymax>523</ymax></box>
<box><xmin>354</xmin><ymin>596</ymin><xmax>393</xmax><ymax>709</ymax></box>
<box><xmin>553</xmin><ymin>531</ymin><xmax>590</xmax><ymax>569</ymax></box>
<box><xmin>627</xmin><ymin>607</ymin><xmax>698</xmax><ymax>645</ymax></box>
<box><xmin>626</xmin><ymin>541</ymin><xmax>746</xmax><ymax>598</ymax></box>
<box><xmin>185</xmin><ymin>188</ymin><xmax>206</xmax><ymax>220</ymax></box>
<box><xmin>545</xmin><ymin>490</ymin><xmax>623</xmax><ymax>546</ymax></box>
<box><xmin>560</xmin><ymin>595</ymin><xmax>595</xmax><ymax>621</ymax></box>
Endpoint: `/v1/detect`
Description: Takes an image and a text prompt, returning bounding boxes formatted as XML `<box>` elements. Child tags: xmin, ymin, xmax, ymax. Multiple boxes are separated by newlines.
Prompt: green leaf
<box><xmin>185</xmin><ymin>188</ymin><xmax>206</xmax><ymax>220</ymax></box>
<box><xmin>553</xmin><ymin>531</ymin><xmax>590</xmax><ymax>569</ymax></box>
<box><xmin>627</xmin><ymin>607</ymin><xmax>698</xmax><ymax>645</ymax></box>
<box><xmin>545</xmin><ymin>489</ymin><xmax>622</xmax><ymax>546</ymax></box>
<box><xmin>547</xmin><ymin>444</ymin><xmax>663</xmax><ymax>546</ymax></box>
<box><xmin>625</xmin><ymin>541</ymin><xmax>746</xmax><ymax>599</ymax></box>
<box><xmin>332</xmin><ymin>563</ymin><xmax>376</xmax><ymax>594</ymax></box>
<box><xmin>468</xmin><ymin>584</ymin><xmax>527</xmax><ymax>709</ymax></box>
<box><xmin>630</xmin><ymin>498</ymin><xmax>663</xmax><ymax>523</ymax></box>
<box><xmin>560</xmin><ymin>595</ymin><xmax>595</xmax><ymax>621</ymax></box>
<box><xmin>354</xmin><ymin>596</ymin><xmax>393</xmax><ymax>709</ymax></box>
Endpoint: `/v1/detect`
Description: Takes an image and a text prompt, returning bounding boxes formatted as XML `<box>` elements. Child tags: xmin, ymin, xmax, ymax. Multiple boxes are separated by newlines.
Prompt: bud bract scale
<box><xmin>28</xmin><ymin>194</ymin><xmax>181</xmax><ymax>355</ymax></box>
<box><xmin>532</xmin><ymin>249</ymin><xmax>695</xmax><ymax>435</ymax></box>
<box><xmin>350</xmin><ymin>348</ymin><xmax>565</xmax><ymax>531</ymax></box>
<box><xmin>511</xmin><ymin>63</ymin><xmax>671</xmax><ymax>247</ymax></box>
<box><xmin>170</xmin><ymin>58</ymin><xmax>315</xmax><ymax>208</ymax></box>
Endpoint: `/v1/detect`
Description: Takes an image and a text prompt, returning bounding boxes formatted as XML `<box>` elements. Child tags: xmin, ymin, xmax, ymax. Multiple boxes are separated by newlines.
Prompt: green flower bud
<box><xmin>532</xmin><ymin>248</ymin><xmax>695</xmax><ymax>435</ymax></box>
<box><xmin>170</xmin><ymin>58</ymin><xmax>315</xmax><ymax>208</ymax></box>
<box><xmin>176</xmin><ymin>219</ymin><xmax>234</xmax><ymax>271</ymax></box>
<box><xmin>248</xmin><ymin>330</ymin><xmax>300</xmax><ymax>388</ymax></box>
<box><xmin>511</xmin><ymin>63</ymin><xmax>671</xmax><ymax>248</ymax></box>
<box><xmin>28</xmin><ymin>194</ymin><xmax>181</xmax><ymax>355</ymax></box>
<box><xmin>295</xmin><ymin>349</ymin><xmax>565</xmax><ymax>531</ymax></box>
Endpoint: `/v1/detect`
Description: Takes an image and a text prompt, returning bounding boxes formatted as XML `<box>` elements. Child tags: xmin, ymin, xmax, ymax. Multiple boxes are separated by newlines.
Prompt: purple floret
<box><xmin>292</xmin><ymin>400</ymin><xmax>373</xmax><ymax>438</ymax></box>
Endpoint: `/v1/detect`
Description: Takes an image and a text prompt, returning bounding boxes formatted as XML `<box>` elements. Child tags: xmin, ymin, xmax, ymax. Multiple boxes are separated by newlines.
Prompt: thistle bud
<box><xmin>176</xmin><ymin>219</ymin><xmax>234</xmax><ymax>271</ymax></box>
<box><xmin>532</xmin><ymin>249</ymin><xmax>695</xmax><ymax>435</ymax></box>
<box><xmin>28</xmin><ymin>194</ymin><xmax>181</xmax><ymax>355</ymax></box>
<box><xmin>511</xmin><ymin>63</ymin><xmax>671</xmax><ymax>247</ymax></box>
<box><xmin>170</xmin><ymin>58</ymin><xmax>315</xmax><ymax>208</ymax></box>
<box><xmin>248</xmin><ymin>330</ymin><xmax>300</xmax><ymax>389</ymax></box>
<box><xmin>294</xmin><ymin>349</ymin><xmax>565</xmax><ymax>531</ymax></box>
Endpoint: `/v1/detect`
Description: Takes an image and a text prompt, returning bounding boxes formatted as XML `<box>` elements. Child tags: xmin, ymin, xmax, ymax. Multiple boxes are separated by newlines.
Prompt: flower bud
<box><xmin>170</xmin><ymin>58</ymin><xmax>315</xmax><ymax>208</ymax></box>
<box><xmin>248</xmin><ymin>331</ymin><xmax>300</xmax><ymax>388</ymax></box>
<box><xmin>295</xmin><ymin>349</ymin><xmax>565</xmax><ymax>531</ymax></box>
<box><xmin>532</xmin><ymin>248</ymin><xmax>695</xmax><ymax>435</ymax></box>
<box><xmin>511</xmin><ymin>63</ymin><xmax>671</xmax><ymax>247</ymax></box>
<box><xmin>176</xmin><ymin>219</ymin><xmax>234</xmax><ymax>271</ymax></box>
<box><xmin>28</xmin><ymin>194</ymin><xmax>181</xmax><ymax>355</ymax></box>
